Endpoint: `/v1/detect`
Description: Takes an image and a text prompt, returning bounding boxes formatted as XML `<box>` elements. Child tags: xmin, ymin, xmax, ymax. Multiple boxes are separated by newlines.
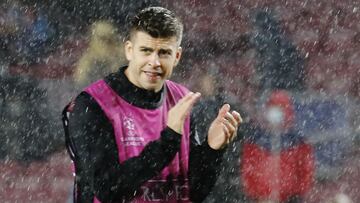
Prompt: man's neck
<box><xmin>104</xmin><ymin>66</ymin><xmax>165</xmax><ymax>109</ymax></box>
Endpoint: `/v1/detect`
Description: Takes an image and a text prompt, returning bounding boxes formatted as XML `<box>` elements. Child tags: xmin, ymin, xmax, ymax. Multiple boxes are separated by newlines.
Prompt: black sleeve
<box><xmin>188</xmin><ymin>112</ymin><xmax>225</xmax><ymax>203</ymax></box>
<box><xmin>65</xmin><ymin>92</ymin><xmax>182</xmax><ymax>202</ymax></box>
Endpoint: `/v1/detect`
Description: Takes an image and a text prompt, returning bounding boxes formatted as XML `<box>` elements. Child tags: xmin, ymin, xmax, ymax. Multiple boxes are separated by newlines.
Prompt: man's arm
<box><xmin>66</xmin><ymin>92</ymin><xmax>183</xmax><ymax>202</ymax></box>
<box><xmin>188</xmin><ymin>112</ymin><xmax>225</xmax><ymax>202</ymax></box>
<box><xmin>188</xmin><ymin>103</ymin><xmax>242</xmax><ymax>202</ymax></box>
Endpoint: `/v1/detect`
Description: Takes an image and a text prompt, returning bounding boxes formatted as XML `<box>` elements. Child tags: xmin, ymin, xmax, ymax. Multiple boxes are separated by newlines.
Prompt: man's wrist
<box><xmin>166</xmin><ymin>125</ymin><xmax>182</xmax><ymax>135</ymax></box>
<box><xmin>161</xmin><ymin>127</ymin><xmax>182</xmax><ymax>153</ymax></box>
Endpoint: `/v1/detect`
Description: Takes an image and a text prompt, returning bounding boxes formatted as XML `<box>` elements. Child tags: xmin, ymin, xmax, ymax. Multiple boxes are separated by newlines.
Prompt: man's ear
<box><xmin>174</xmin><ymin>47</ymin><xmax>182</xmax><ymax>66</ymax></box>
<box><xmin>124</xmin><ymin>40</ymin><xmax>133</xmax><ymax>61</ymax></box>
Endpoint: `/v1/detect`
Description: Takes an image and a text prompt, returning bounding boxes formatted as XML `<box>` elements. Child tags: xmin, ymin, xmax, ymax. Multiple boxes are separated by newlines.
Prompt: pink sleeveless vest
<box><xmin>85</xmin><ymin>80</ymin><xmax>191</xmax><ymax>203</ymax></box>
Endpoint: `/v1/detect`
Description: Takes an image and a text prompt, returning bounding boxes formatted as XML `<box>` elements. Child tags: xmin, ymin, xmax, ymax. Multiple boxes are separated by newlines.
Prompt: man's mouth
<box><xmin>143</xmin><ymin>71</ymin><xmax>163</xmax><ymax>81</ymax></box>
<box><xmin>144</xmin><ymin>71</ymin><xmax>162</xmax><ymax>77</ymax></box>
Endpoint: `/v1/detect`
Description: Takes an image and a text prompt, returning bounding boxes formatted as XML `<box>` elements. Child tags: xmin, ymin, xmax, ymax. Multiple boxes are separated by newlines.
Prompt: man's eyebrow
<box><xmin>139</xmin><ymin>46</ymin><xmax>173</xmax><ymax>53</ymax></box>
<box><xmin>139</xmin><ymin>46</ymin><xmax>154</xmax><ymax>50</ymax></box>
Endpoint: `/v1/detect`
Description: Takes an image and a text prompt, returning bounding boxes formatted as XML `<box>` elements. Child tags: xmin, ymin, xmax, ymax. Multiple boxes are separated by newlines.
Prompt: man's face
<box><xmin>124</xmin><ymin>31</ymin><xmax>182</xmax><ymax>92</ymax></box>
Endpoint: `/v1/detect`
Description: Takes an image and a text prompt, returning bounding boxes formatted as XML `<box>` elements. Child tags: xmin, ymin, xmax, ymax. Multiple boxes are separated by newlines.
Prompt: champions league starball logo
<box><xmin>123</xmin><ymin>116</ymin><xmax>135</xmax><ymax>131</ymax></box>
<box><xmin>122</xmin><ymin>115</ymin><xmax>144</xmax><ymax>146</ymax></box>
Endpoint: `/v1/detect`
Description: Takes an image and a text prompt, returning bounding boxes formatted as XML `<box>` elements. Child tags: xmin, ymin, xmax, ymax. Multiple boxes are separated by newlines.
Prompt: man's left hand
<box><xmin>207</xmin><ymin>104</ymin><xmax>243</xmax><ymax>150</ymax></box>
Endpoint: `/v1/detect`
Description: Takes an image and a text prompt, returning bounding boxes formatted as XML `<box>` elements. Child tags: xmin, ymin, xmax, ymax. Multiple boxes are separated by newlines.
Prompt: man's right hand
<box><xmin>167</xmin><ymin>92</ymin><xmax>201</xmax><ymax>134</ymax></box>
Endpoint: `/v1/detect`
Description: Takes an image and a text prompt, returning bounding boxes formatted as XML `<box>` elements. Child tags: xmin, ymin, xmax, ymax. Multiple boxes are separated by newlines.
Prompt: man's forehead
<box><xmin>132</xmin><ymin>31</ymin><xmax>179</xmax><ymax>47</ymax></box>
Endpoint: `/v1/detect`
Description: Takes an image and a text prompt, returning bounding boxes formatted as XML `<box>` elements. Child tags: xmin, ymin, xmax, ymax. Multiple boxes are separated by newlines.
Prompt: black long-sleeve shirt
<box><xmin>63</xmin><ymin>67</ymin><xmax>224</xmax><ymax>203</ymax></box>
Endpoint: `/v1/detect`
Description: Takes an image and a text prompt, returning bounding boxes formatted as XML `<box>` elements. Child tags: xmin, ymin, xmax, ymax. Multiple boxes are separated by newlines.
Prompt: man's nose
<box><xmin>148</xmin><ymin>53</ymin><xmax>161</xmax><ymax>67</ymax></box>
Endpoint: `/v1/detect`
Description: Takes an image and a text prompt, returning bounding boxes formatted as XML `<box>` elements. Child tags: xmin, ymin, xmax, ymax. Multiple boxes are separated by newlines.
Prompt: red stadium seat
<box><xmin>322</xmin><ymin>28</ymin><xmax>355</xmax><ymax>54</ymax></box>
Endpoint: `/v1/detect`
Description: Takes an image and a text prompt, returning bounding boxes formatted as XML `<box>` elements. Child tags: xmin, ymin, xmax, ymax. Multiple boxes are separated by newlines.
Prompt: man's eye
<box><xmin>159</xmin><ymin>50</ymin><xmax>171</xmax><ymax>56</ymax></box>
<box><xmin>141</xmin><ymin>49</ymin><xmax>152</xmax><ymax>53</ymax></box>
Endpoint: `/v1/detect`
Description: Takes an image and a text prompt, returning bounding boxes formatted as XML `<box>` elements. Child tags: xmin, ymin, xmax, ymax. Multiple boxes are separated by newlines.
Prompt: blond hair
<box><xmin>74</xmin><ymin>21</ymin><xmax>126</xmax><ymax>89</ymax></box>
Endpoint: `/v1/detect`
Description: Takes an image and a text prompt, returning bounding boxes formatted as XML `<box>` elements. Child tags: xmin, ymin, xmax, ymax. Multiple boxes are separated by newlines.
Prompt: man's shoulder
<box><xmin>71</xmin><ymin>91</ymin><xmax>100</xmax><ymax>112</ymax></box>
<box><xmin>165</xmin><ymin>80</ymin><xmax>190</xmax><ymax>95</ymax></box>
<box><xmin>84</xmin><ymin>79</ymin><xmax>107</xmax><ymax>90</ymax></box>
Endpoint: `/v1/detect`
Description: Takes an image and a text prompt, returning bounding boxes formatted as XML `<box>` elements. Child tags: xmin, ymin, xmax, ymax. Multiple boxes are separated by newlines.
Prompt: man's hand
<box><xmin>167</xmin><ymin>92</ymin><xmax>201</xmax><ymax>134</ymax></box>
<box><xmin>207</xmin><ymin>104</ymin><xmax>243</xmax><ymax>150</ymax></box>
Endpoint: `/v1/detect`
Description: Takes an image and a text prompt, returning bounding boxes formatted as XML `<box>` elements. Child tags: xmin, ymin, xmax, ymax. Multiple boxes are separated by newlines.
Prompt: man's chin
<box><xmin>143</xmin><ymin>83</ymin><xmax>163</xmax><ymax>92</ymax></box>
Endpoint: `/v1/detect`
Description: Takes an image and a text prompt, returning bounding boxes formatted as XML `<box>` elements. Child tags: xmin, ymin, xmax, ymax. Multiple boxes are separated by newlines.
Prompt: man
<box><xmin>241</xmin><ymin>90</ymin><xmax>314</xmax><ymax>203</ymax></box>
<box><xmin>63</xmin><ymin>7</ymin><xmax>242</xmax><ymax>203</ymax></box>
<box><xmin>73</xmin><ymin>20</ymin><xmax>126</xmax><ymax>90</ymax></box>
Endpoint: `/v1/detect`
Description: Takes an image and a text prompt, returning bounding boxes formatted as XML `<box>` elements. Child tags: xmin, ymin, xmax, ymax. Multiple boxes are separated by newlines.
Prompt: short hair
<box><xmin>129</xmin><ymin>7</ymin><xmax>183</xmax><ymax>44</ymax></box>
